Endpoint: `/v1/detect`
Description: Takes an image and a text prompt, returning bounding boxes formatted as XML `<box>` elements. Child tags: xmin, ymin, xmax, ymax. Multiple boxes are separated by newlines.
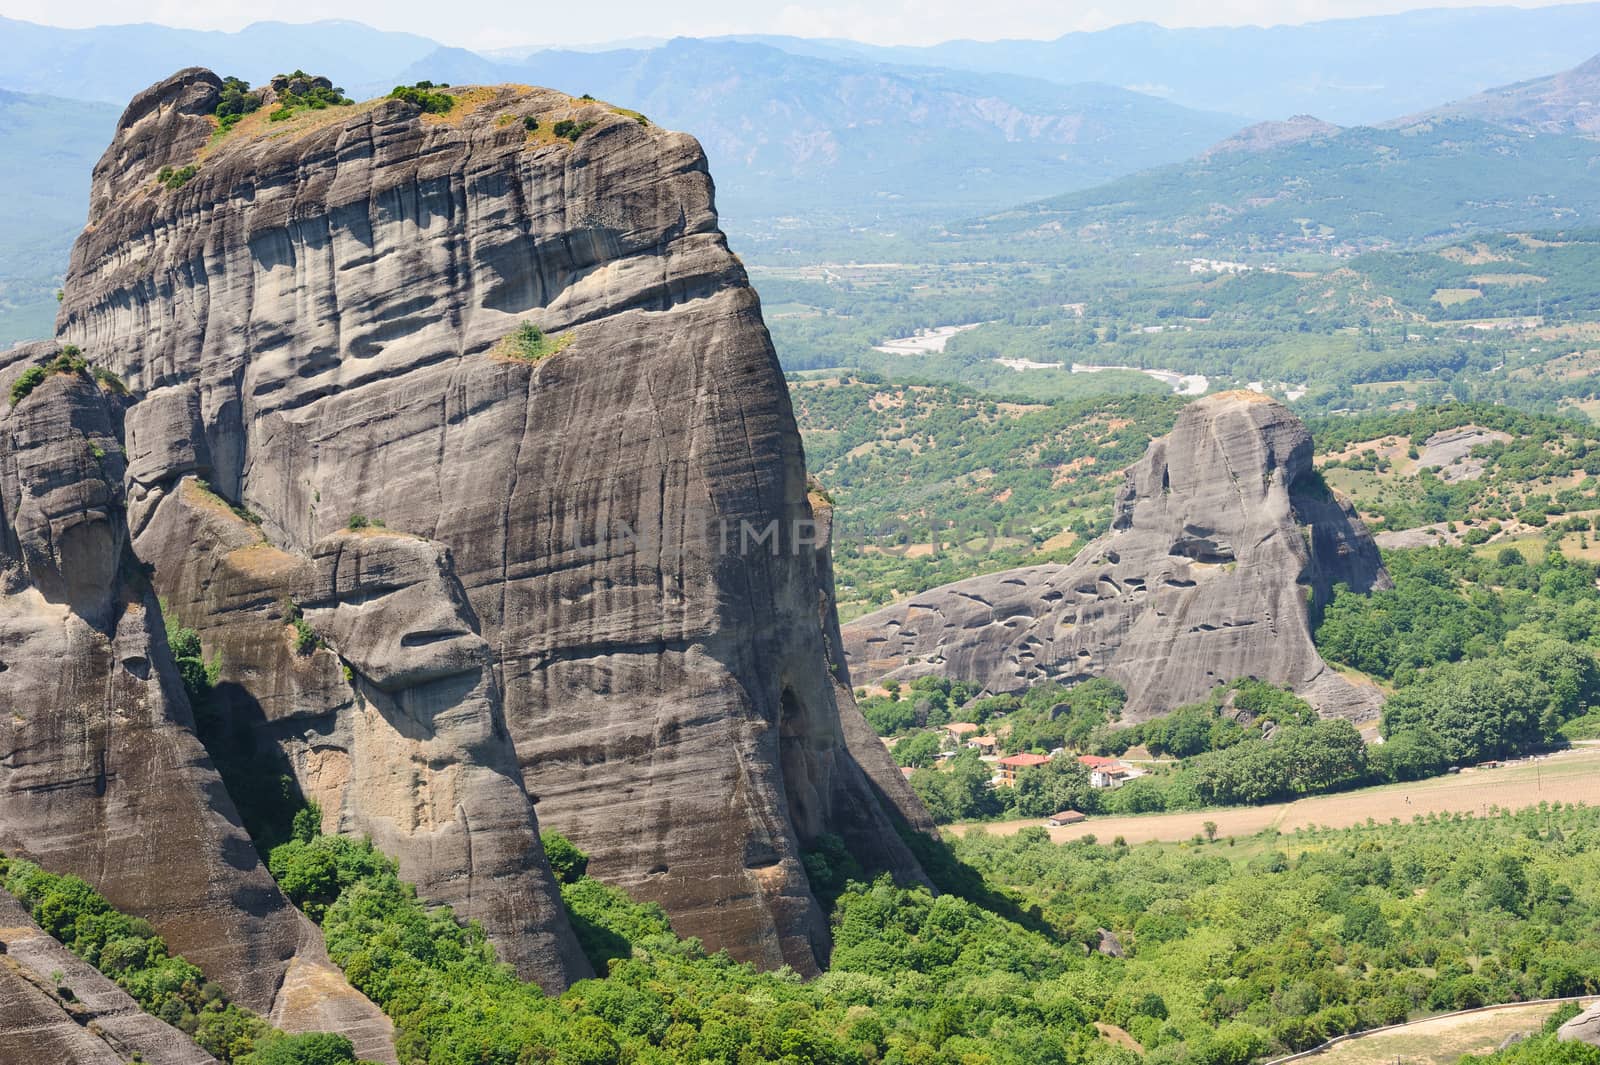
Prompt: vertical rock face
<box><xmin>0</xmin><ymin>345</ymin><xmax>389</xmax><ymax>1055</ymax></box>
<box><xmin>841</xmin><ymin>392</ymin><xmax>1390</xmax><ymax>722</ymax></box>
<box><xmin>56</xmin><ymin>68</ymin><xmax>926</xmax><ymax>978</ymax></box>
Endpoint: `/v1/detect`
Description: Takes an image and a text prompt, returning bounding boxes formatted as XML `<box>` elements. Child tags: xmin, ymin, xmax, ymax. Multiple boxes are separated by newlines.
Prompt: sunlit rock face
<box><xmin>843</xmin><ymin>392</ymin><xmax>1390</xmax><ymax>722</ymax></box>
<box><xmin>55</xmin><ymin>67</ymin><xmax>930</xmax><ymax>981</ymax></box>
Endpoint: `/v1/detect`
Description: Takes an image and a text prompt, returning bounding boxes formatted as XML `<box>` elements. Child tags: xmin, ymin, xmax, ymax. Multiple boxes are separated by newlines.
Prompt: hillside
<box><xmin>391</xmin><ymin>38</ymin><xmax>1244</xmax><ymax>228</ymax></box>
<box><xmin>0</xmin><ymin>89</ymin><xmax>117</xmax><ymax>340</ymax></box>
<box><xmin>975</xmin><ymin>119</ymin><xmax>1600</xmax><ymax>254</ymax></box>
<box><xmin>791</xmin><ymin>379</ymin><xmax>1182</xmax><ymax>615</ymax></box>
<box><xmin>1398</xmin><ymin>52</ymin><xmax>1600</xmax><ymax>136</ymax></box>
<box><xmin>795</xmin><ymin>381</ymin><xmax>1600</xmax><ymax>616</ymax></box>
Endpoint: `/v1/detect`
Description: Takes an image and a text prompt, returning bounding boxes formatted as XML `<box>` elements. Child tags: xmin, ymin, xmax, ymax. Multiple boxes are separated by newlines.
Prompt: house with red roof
<box><xmin>997</xmin><ymin>752</ymin><xmax>1052</xmax><ymax>786</ymax></box>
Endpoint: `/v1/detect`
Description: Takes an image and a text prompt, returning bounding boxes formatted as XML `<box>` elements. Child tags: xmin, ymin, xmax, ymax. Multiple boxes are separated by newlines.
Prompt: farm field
<box><xmin>1299</xmin><ymin>998</ymin><xmax>1598</xmax><ymax>1064</ymax></box>
<box><xmin>956</xmin><ymin>744</ymin><xmax>1600</xmax><ymax>844</ymax></box>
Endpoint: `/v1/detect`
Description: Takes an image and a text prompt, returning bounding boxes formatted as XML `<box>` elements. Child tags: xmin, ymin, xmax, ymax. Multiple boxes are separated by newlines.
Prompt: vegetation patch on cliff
<box><xmin>492</xmin><ymin>321</ymin><xmax>572</xmax><ymax>363</ymax></box>
<box><xmin>388</xmin><ymin>81</ymin><xmax>456</xmax><ymax>115</ymax></box>
<box><xmin>212</xmin><ymin>75</ymin><xmax>263</xmax><ymax>134</ymax></box>
<box><xmin>8</xmin><ymin>346</ymin><xmax>87</xmax><ymax>406</ymax></box>
<box><xmin>250</xmin><ymin>796</ymin><xmax>1600</xmax><ymax>1064</ymax></box>
<box><xmin>552</xmin><ymin>118</ymin><xmax>599</xmax><ymax>142</ymax></box>
<box><xmin>268</xmin><ymin>71</ymin><xmax>353</xmax><ymax>122</ymax></box>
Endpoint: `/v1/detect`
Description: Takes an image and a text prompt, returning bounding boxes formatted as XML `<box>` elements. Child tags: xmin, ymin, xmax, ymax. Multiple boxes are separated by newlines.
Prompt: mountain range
<box><xmin>1</xmin><ymin>7</ymin><xmax>1598</xmax><ymax>345</ymax></box>
<box><xmin>731</xmin><ymin>3</ymin><xmax>1600</xmax><ymax>125</ymax></box>
<box><xmin>1397</xmin><ymin>51</ymin><xmax>1600</xmax><ymax>134</ymax></box>
<box><xmin>0</xmin><ymin>89</ymin><xmax>116</xmax><ymax>340</ymax></box>
<box><xmin>975</xmin><ymin>115</ymin><xmax>1600</xmax><ymax>255</ymax></box>
<box><xmin>390</xmin><ymin>38</ymin><xmax>1242</xmax><ymax>227</ymax></box>
<box><xmin>966</xmin><ymin>44</ymin><xmax>1600</xmax><ymax>256</ymax></box>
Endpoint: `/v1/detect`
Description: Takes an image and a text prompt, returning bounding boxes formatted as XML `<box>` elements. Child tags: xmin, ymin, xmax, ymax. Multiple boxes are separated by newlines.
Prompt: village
<box><xmin>895</xmin><ymin>718</ymin><xmax>1151</xmax><ymax>827</ymax></box>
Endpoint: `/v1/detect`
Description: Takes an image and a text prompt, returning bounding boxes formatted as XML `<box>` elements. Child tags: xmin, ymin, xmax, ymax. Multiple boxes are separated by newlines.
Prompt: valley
<box><xmin>1</xmin><ymin>7</ymin><xmax>1600</xmax><ymax>1065</ymax></box>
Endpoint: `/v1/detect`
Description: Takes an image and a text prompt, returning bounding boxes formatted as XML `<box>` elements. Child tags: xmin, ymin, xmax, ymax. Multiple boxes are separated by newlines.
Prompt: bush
<box><xmin>389</xmin><ymin>84</ymin><xmax>456</xmax><ymax>115</ymax></box>
<box><xmin>9</xmin><ymin>366</ymin><xmax>46</xmax><ymax>406</ymax></box>
<box><xmin>552</xmin><ymin>118</ymin><xmax>598</xmax><ymax>141</ymax></box>
<box><xmin>236</xmin><ymin>1032</ymin><xmax>356</xmax><ymax>1065</ymax></box>
<box><xmin>213</xmin><ymin>76</ymin><xmax>262</xmax><ymax>131</ymax></box>
<box><xmin>9</xmin><ymin>347</ymin><xmax>88</xmax><ymax>406</ymax></box>
<box><xmin>292</xmin><ymin>617</ymin><xmax>320</xmax><ymax>655</ymax></box>
<box><xmin>267</xmin><ymin>71</ymin><xmax>352</xmax><ymax>122</ymax></box>
<box><xmin>497</xmin><ymin>322</ymin><xmax>572</xmax><ymax>363</ymax></box>
<box><xmin>156</xmin><ymin>164</ymin><xmax>199</xmax><ymax>190</ymax></box>
<box><xmin>541</xmin><ymin>831</ymin><xmax>589</xmax><ymax>884</ymax></box>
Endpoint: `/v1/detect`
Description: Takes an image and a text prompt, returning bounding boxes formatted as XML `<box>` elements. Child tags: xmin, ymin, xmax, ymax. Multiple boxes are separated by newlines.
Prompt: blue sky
<box><xmin>3</xmin><ymin>0</ymin><xmax>1579</xmax><ymax>48</ymax></box>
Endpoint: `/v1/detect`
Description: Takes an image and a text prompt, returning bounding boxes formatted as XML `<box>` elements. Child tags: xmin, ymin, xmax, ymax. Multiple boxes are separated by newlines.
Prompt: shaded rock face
<box><xmin>0</xmin><ymin>346</ymin><xmax>387</xmax><ymax>1052</ymax></box>
<box><xmin>0</xmin><ymin>891</ymin><xmax>218</xmax><ymax>1065</ymax></box>
<box><xmin>59</xmin><ymin>68</ymin><xmax>926</xmax><ymax>977</ymax></box>
<box><xmin>842</xmin><ymin>392</ymin><xmax>1389</xmax><ymax>722</ymax></box>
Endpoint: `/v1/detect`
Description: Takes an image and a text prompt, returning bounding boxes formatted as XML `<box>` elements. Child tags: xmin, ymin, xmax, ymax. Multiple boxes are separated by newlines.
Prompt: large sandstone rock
<box><xmin>1559</xmin><ymin>1001</ymin><xmax>1600</xmax><ymax>1046</ymax></box>
<box><xmin>842</xmin><ymin>392</ymin><xmax>1389</xmax><ymax>721</ymax></box>
<box><xmin>58</xmin><ymin>68</ymin><xmax>927</xmax><ymax>978</ymax></box>
<box><xmin>0</xmin><ymin>344</ymin><xmax>391</xmax><ymax>1059</ymax></box>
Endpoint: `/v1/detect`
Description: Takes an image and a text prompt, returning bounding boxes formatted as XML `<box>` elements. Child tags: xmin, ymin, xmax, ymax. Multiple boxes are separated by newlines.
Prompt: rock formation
<box><xmin>43</xmin><ymin>66</ymin><xmax>926</xmax><ymax>986</ymax></box>
<box><xmin>0</xmin><ymin>343</ymin><xmax>393</xmax><ymax>1060</ymax></box>
<box><xmin>1559</xmin><ymin>1001</ymin><xmax>1600</xmax><ymax>1046</ymax></box>
<box><xmin>128</xmin><ymin>469</ymin><xmax>587</xmax><ymax>989</ymax></box>
<box><xmin>0</xmin><ymin>890</ymin><xmax>218</xmax><ymax>1065</ymax></box>
<box><xmin>842</xmin><ymin>392</ymin><xmax>1389</xmax><ymax>721</ymax></box>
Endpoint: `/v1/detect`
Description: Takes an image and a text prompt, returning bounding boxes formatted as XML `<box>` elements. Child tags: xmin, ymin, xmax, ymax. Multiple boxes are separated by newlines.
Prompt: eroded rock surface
<box><xmin>129</xmin><ymin>467</ymin><xmax>588</xmax><ymax>990</ymax></box>
<box><xmin>0</xmin><ymin>344</ymin><xmax>388</xmax><ymax>1053</ymax></box>
<box><xmin>842</xmin><ymin>392</ymin><xmax>1389</xmax><ymax>721</ymax></box>
<box><xmin>57</xmin><ymin>68</ymin><xmax>927</xmax><ymax>978</ymax></box>
<box><xmin>0</xmin><ymin>892</ymin><xmax>218</xmax><ymax>1065</ymax></box>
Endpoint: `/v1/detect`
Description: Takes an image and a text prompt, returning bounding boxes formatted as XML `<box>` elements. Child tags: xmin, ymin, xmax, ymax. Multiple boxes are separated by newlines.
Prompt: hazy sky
<box><xmin>1</xmin><ymin>0</ymin><xmax>1580</xmax><ymax>49</ymax></box>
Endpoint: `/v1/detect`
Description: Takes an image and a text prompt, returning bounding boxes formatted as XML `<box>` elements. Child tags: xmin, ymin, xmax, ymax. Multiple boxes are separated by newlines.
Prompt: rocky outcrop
<box><xmin>0</xmin><ymin>343</ymin><xmax>391</xmax><ymax>1057</ymax></box>
<box><xmin>55</xmin><ymin>68</ymin><xmax>926</xmax><ymax>979</ymax></box>
<box><xmin>842</xmin><ymin>392</ymin><xmax>1389</xmax><ymax>722</ymax></box>
<box><xmin>1559</xmin><ymin>1001</ymin><xmax>1600</xmax><ymax>1046</ymax></box>
<box><xmin>0</xmin><ymin>891</ymin><xmax>218</xmax><ymax>1065</ymax></box>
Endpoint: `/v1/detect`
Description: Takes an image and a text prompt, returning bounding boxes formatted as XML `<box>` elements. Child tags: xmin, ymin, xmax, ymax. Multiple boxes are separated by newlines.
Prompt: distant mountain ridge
<box><xmin>734</xmin><ymin>4</ymin><xmax>1600</xmax><ymax>125</ymax></box>
<box><xmin>976</xmin><ymin>119</ymin><xmax>1600</xmax><ymax>254</ymax></box>
<box><xmin>0</xmin><ymin>17</ymin><xmax>438</xmax><ymax>101</ymax></box>
<box><xmin>0</xmin><ymin>88</ymin><xmax>117</xmax><ymax>340</ymax></box>
<box><xmin>973</xmin><ymin>50</ymin><xmax>1600</xmax><ymax>256</ymax></box>
<box><xmin>390</xmin><ymin>38</ymin><xmax>1244</xmax><ymax>228</ymax></box>
<box><xmin>1203</xmin><ymin>115</ymin><xmax>1343</xmax><ymax>158</ymax></box>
